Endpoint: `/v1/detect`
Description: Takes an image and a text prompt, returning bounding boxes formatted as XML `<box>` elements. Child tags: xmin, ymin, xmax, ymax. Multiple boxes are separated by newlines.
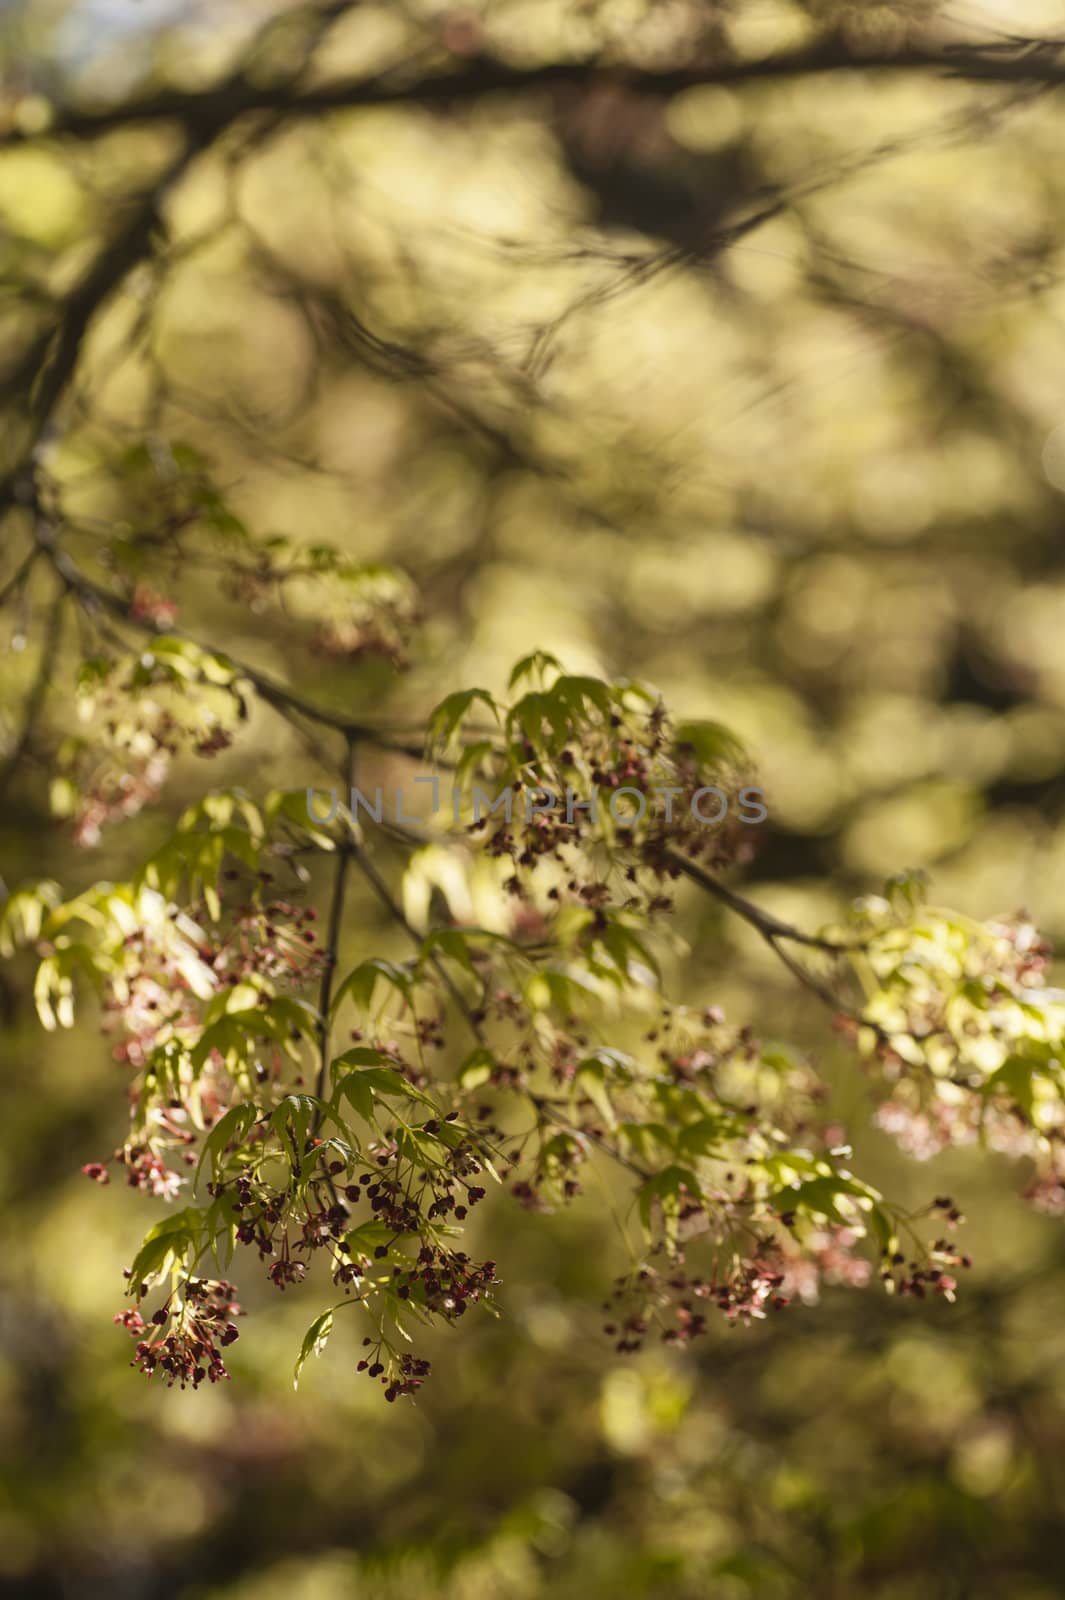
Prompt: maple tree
<box><xmin>5</xmin><ymin>4</ymin><xmax>1065</xmax><ymax>1589</ymax></box>
<box><xmin>3</xmin><ymin>528</ymin><xmax>1063</xmax><ymax>1397</ymax></box>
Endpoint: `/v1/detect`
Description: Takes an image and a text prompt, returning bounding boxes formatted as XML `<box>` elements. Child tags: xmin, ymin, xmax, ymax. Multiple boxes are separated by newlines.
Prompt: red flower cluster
<box><xmin>357</xmin><ymin>1344</ymin><xmax>432</xmax><ymax>1402</ymax></box>
<box><xmin>119</xmin><ymin>1278</ymin><xmax>242</xmax><ymax>1389</ymax></box>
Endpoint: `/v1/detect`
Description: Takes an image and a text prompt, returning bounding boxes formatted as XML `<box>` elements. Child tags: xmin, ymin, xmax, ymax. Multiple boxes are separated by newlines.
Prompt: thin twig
<box><xmin>0</xmin><ymin>542</ymin><xmax>41</xmax><ymax>611</ymax></box>
<box><xmin>312</xmin><ymin>737</ymin><xmax>358</xmax><ymax>1117</ymax></box>
<box><xmin>0</xmin><ymin>586</ymin><xmax>66</xmax><ymax>793</ymax></box>
<box><xmin>29</xmin><ymin>509</ymin><xmax>429</xmax><ymax>755</ymax></box>
<box><xmin>663</xmin><ymin>848</ymin><xmax>860</xmax><ymax>952</ymax></box>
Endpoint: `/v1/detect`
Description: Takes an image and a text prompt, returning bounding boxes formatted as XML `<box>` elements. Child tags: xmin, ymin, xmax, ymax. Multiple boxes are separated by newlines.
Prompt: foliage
<box><xmin>2</xmin><ymin>597</ymin><xmax>1063</xmax><ymax>1398</ymax></box>
<box><xmin>5</xmin><ymin>1</ymin><xmax>1065</xmax><ymax>1595</ymax></box>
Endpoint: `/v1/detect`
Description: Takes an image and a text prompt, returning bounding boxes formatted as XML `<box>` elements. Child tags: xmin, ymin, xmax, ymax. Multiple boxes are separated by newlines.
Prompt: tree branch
<box><xmin>663</xmin><ymin>848</ymin><xmax>859</xmax><ymax>953</ymax></box>
<box><xmin>0</xmin><ymin>541</ymin><xmax>42</xmax><ymax>612</ymax></box>
<box><xmin>7</xmin><ymin>34</ymin><xmax>1065</xmax><ymax>150</ymax></box>
<box><xmin>0</xmin><ymin>586</ymin><xmax>66</xmax><ymax>794</ymax></box>
<box><xmin>311</xmin><ymin>738</ymin><xmax>357</xmax><ymax>1127</ymax></box>
<box><xmin>28</xmin><ymin>509</ymin><xmax>429</xmax><ymax>760</ymax></box>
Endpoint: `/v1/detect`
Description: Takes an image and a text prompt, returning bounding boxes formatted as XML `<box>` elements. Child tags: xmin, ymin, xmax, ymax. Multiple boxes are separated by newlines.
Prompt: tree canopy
<box><xmin>4</xmin><ymin>2</ymin><xmax>1065</xmax><ymax>1597</ymax></box>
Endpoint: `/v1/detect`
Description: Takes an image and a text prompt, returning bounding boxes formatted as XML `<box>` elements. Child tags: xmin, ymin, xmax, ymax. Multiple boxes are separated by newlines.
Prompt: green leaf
<box><xmin>0</xmin><ymin>880</ymin><xmax>61</xmax><ymax>956</ymax></box>
<box><xmin>332</xmin><ymin>1046</ymin><xmax>395</xmax><ymax>1068</ymax></box>
<box><xmin>549</xmin><ymin>674</ymin><xmax>613</xmax><ymax>720</ymax></box>
<box><xmin>128</xmin><ymin>1207</ymin><xmax>201</xmax><ymax>1293</ymax></box>
<box><xmin>772</xmin><ymin>1174</ymin><xmax>880</xmax><ymax>1229</ymax></box>
<box><xmin>331</xmin><ymin>959</ymin><xmax>412</xmax><ymax>1017</ymax></box>
<box><xmin>508</xmin><ymin>651</ymin><xmax>563</xmax><ymax>689</ymax></box>
<box><xmin>344</xmin><ymin>1220</ymin><xmax>396</xmax><ymax>1256</ymax></box>
<box><xmin>458</xmin><ymin>1048</ymin><xmax>495</xmax><ymax>1090</ymax></box>
<box><xmin>270</xmin><ymin>1094</ymin><xmax>326</xmax><ymax>1161</ymax></box>
<box><xmin>506</xmin><ymin>690</ymin><xmax>571</xmax><ymax>754</ymax></box>
<box><xmin>428</xmin><ymin>688</ymin><xmax>498</xmax><ymax>751</ymax></box>
<box><xmin>336</xmin><ymin>1070</ymin><xmax>376</xmax><ymax>1125</ymax></box>
<box><xmin>455</xmin><ymin>739</ymin><xmax>496</xmax><ymax>787</ymax></box>
<box><xmin>524</xmin><ymin>966</ymin><xmax>602</xmax><ymax>1014</ymax></box>
<box><xmin>676</xmin><ymin>1116</ymin><xmax>728</xmax><ymax>1158</ymax></box>
<box><xmin>334</xmin><ymin>1061</ymin><xmax>437</xmax><ymax>1125</ymax></box>
<box><xmin>637</xmin><ymin>1165</ymin><xmax>702</xmax><ymax>1250</ymax></box>
<box><xmin>422</xmin><ymin>928</ymin><xmax>477</xmax><ymax>976</ymax></box>
<box><xmin>985</xmin><ymin>1053</ymin><xmax>1044</xmax><ymax>1121</ymax></box>
<box><xmin>196</xmin><ymin>1102</ymin><xmax>257</xmax><ymax>1189</ymax></box>
<box><xmin>867</xmin><ymin>1203</ymin><xmax>895</xmax><ymax>1256</ymax></box>
<box><xmin>191</xmin><ymin>999</ymin><xmax>314</xmax><ymax>1074</ymax></box>
<box><xmin>293</xmin><ymin>1308</ymin><xmax>334</xmax><ymax>1390</ymax></box>
<box><xmin>673</xmin><ymin>719</ymin><xmax>747</xmax><ymax>769</ymax></box>
<box><xmin>592</xmin><ymin>921</ymin><xmax>661</xmax><ymax>985</ymax></box>
<box><xmin>34</xmin><ymin>953</ymin><xmax>77</xmax><ymax>1030</ymax></box>
<box><xmin>617</xmin><ymin>1121</ymin><xmax>675</xmax><ymax>1163</ymax></box>
<box><xmin>266</xmin><ymin>787</ymin><xmax>347</xmax><ymax>850</ymax></box>
<box><xmin>573</xmin><ymin>1052</ymin><xmax>633</xmax><ymax>1130</ymax></box>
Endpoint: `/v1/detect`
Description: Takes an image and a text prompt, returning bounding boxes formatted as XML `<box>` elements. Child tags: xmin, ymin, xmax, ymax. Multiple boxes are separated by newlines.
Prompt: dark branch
<box><xmin>664</xmin><ymin>848</ymin><xmax>859</xmax><ymax>953</ymax></box>
<box><xmin>0</xmin><ymin>586</ymin><xmax>66</xmax><ymax>794</ymax></box>
<box><xmin>7</xmin><ymin>35</ymin><xmax>1065</xmax><ymax>150</ymax></box>
<box><xmin>312</xmin><ymin>737</ymin><xmax>357</xmax><ymax>1115</ymax></box>
<box><xmin>28</xmin><ymin>511</ymin><xmax>430</xmax><ymax>760</ymax></box>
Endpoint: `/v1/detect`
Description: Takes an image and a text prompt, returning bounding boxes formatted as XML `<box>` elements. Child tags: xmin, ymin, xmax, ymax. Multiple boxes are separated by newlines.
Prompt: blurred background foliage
<box><xmin>4</xmin><ymin>0</ymin><xmax>1065</xmax><ymax>1595</ymax></box>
